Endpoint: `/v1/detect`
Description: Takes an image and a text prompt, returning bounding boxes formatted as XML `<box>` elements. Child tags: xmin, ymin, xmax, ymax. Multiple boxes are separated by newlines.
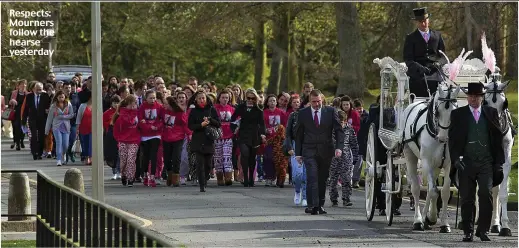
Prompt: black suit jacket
<box><xmin>448</xmin><ymin>105</ymin><xmax>505</xmax><ymax>170</ymax></box>
<box><xmin>295</xmin><ymin>106</ymin><xmax>345</xmax><ymax>159</ymax></box>
<box><xmin>22</xmin><ymin>92</ymin><xmax>51</xmax><ymax>126</ymax></box>
<box><xmin>404</xmin><ymin>29</ymin><xmax>446</xmax><ymax>80</ymax></box>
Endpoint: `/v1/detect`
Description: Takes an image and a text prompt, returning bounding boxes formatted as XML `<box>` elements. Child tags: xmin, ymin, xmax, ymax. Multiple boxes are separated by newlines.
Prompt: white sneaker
<box><xmin>294</xmin><ymin>192</ymin><xmax>301</xmax><ymax>205</ymax></box>
<box><xmin>111</xmin><ymin>174</ymin><xmax>117</xmax><ymax>180</ymax></box>
<box><xmin>116</xmin><ymin>173</ymin><xmax>121</xmax><ymax>179</ymax></box>
<box><xmin>155</xmin><ymin>178</ymin><xmax>161</xmax><ymax>185</ymax></box>
<box><xmin>180</xmin><ymin>177</ymin><xmax>186</xmax><ymax>185</ymax></box>
<box><xmin>57</xmin><ymin>160</ymin><xmax>62</xmax><ymax>166</ymax></box>
<box><xmin>302</xmin><ymin>199</ymin><xmax>308</xmax><ymax>207</ymax></box>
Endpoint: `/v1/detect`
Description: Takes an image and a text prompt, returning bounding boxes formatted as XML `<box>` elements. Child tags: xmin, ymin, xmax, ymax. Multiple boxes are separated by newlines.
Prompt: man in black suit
<box><xmin>449</xmin><ymin>83</ymin><xmax>504</xmax><ymax>242</ymax></box>
<box><xmin>295</xmin><ymin>89</ymin><xmax>345</xmax><ymax>215</ymax></box>
<box><xmin>22</xmin><ymin>82</ymin><xmax>51</xmax><ymax>160</ymax></box>
<box><xmin>403</xmin><ymin>7</ymin><xmax>446</xmax><ymax>98</ymax></box>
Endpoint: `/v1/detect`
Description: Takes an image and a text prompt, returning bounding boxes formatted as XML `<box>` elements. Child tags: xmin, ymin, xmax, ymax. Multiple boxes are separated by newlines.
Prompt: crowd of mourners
<box><xmin>5</xmin><ymin>72</ymin><xmax>411</xmax><ymax>213</ymax></box>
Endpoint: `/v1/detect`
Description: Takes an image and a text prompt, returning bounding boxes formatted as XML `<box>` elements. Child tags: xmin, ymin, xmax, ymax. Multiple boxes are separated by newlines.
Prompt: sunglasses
<box><xmin>247</xmin><ymin>97</ymin><xmax>256</xmax><ymax>100</ymax></box>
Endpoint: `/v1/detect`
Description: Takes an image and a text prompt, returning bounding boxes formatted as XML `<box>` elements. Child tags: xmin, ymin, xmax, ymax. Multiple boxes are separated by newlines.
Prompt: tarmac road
<box><xmin>1</xmin><ymin>140</ymin><xmax>517</xmax><ymax>247</ymax></box>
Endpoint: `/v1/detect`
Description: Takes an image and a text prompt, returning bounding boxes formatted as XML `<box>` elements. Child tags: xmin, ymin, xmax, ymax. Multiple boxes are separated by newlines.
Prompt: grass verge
<box><xmin>1</xmin><ymin>240</ymin><xmax>36</xmax><ymax>248</ymax></box>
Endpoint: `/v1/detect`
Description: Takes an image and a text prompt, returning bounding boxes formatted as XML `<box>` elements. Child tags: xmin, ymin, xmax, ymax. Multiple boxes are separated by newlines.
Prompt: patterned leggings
<box><xmin>213</xmin><ymin>138</ymin><xmax>233</xmax><ymax>173</ymax></box>
<box><xmin>329</xmin><ymin>156</ymin><xmax>354</xmax><ymax>202</ymax></box>
<box><xmin>187</xmin><ymin>141</ymin><xmax>197</xmax><ymax>181</ymax></box>
<box><xmin>119</xmin><ymin>143</ymin><xmax>139</xmax><ymax>181</ymax></box>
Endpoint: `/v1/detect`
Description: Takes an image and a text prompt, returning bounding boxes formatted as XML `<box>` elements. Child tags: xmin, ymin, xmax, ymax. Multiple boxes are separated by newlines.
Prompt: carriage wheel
<box><xmin>386</xmin><ymin>155</ymin><xmax>394</xmax><ymax>226</ymax></box>
<box><xmin>365</xmin><ymin>123</ymin><xmax>378</xmax><ymax>221</ymax></box>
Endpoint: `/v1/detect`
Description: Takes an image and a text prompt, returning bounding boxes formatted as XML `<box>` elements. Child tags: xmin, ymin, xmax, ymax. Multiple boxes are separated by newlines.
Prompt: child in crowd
<box><xmin>329</xmin><ymin>110</ymin><xmax>358</xmax><ymax>207</ymax></box>
<box><xmin>103</xmin><ymin>95</ymin><xmax>122</xmax><ymax>180</ymax></box>
<box><xmin>112</xmin><ymin>95</ymin><xmax>140</xmax><ymax>187</ymax></box>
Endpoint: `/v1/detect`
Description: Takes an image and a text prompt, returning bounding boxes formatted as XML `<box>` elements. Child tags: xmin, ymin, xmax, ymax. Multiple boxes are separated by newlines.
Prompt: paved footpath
<box><xmin>1</xmin><ymin>139</ymin><xmax>517</xmax><ymax>247</ymax></box>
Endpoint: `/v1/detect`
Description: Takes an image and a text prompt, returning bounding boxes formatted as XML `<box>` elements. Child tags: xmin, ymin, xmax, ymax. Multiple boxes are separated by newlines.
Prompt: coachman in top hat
<box><xmin>448</xmin><ymin>82</ymin><xmax>505</xmax><ymax>242</ymax></box>
<box><xmin>403</xmin><ymin>7</ymin><xmax>446</xmax><ymax>98</ymax></box>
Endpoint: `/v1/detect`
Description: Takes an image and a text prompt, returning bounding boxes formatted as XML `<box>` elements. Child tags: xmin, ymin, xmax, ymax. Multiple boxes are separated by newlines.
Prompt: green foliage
<box><xmin>1</xmin><ymin>240</ymin><xmax>36</xmax><ymax>248</ymax></box>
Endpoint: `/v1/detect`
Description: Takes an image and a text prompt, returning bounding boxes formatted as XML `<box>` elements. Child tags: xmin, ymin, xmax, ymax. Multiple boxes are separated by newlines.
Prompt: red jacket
<box><xmin>347</xmin><ymin>109</ymin><xmax>361</xmax><ymax>134</ymax></box>
<box><xmin>138</xmin><ymin>101</ymin><xmax>164</xmax><ymax>138</ymax></box>
<box><xmin>263</xmin><ymin>107</ymin><xmax>286</xmax><ymax>137</ymax></box>
<box><xmin>113</xmin><ymin>107</ymin><xmax>140</xmax><ymax>144</ymax></box>
<box><xmin>162</xmin><ymin>108</ymin><xmax>190</xmax><ymax>142</ymax></box>
<box><xmin>103</xmin><ymin>108</ymin><xmax>116</xmax><ymax>132</ymax></box>
<box><xmin>214</xmin><ymin>104</ymin><xmax>235</xmax><ymax>140</ymax></box>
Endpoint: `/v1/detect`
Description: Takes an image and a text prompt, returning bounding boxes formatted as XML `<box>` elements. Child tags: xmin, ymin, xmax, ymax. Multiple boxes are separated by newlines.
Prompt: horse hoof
<box><xmin>491</xmin><ymin>225</ymin><xmax>501</xmax><ymax>233</ymax></box>
<box><xmin>439</xmin><ymin>225</ymin><xmax>451</xmax><ymax>233</ymax></box>
<box><xmin>499</xmin><ymin>228</ymin><xmax>512</xmax><ymax>237</ymax></box>
<box><xmin>425</xmin><ymin>217</ymin><xmax>437</xmax><ymax>226</ymax></box>
<box><xmin>413</xmin><ymin>223</ymin><xmax>425</xmax><ymax>231</ymax></box>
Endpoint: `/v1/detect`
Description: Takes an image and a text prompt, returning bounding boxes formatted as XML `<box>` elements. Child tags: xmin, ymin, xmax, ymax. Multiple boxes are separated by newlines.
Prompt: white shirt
<box><xmin>34</xmin><ymin>94</ymin><xmax>40</xmax><ymax>108</ymax></box>
<box><xmin>311</xmin><ymin>107</ymin><xmax>322</xmax><ymax>125</ymax></box>
<box><xmin>469</xmin><ymin>105</ymin><xmax>481</xmax><ymax>122</ymax></box>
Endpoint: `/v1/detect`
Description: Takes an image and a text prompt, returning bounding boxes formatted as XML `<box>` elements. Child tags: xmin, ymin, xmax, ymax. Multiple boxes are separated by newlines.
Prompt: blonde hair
<box><xmin>244</xmin><ymin>88</ymin><xmax>260</xmax><ymax>104</ymax></box>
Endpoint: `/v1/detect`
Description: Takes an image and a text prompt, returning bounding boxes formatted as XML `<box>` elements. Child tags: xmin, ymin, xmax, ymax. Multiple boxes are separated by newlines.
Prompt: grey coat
<box><xmin>44</xmin><ymin>102</ymin><xmax>75</xmax><ymax>135</ymax></box>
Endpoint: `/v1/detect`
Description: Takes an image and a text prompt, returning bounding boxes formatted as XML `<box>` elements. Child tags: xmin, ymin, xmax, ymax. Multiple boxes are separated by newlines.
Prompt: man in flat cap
<box><xmin>404</xmin><ymin>7</ymin><xmax>446</xmax><ymax>99</ymax></box>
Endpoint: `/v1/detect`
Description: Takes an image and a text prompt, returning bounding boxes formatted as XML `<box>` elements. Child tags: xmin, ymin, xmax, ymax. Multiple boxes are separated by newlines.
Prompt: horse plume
<box><xmin>448</xmin><ymin>48</ymin><xmax>473</xmax><ymax>81</ymax></box>
<box><xmin>481</xmin><ymin>32</ymin><xmax>497</xmax><ymax>73</ymax></box>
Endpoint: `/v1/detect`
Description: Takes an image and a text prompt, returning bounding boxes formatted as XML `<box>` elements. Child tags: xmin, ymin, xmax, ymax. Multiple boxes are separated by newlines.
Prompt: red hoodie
<box><xmin>162</xmin><ymin>108</ymin><xmax>190</xmax><ymax>142</ymax></box>
<box><xmin>263</xmin><ymin>107</ymin><xmax>286</xmax><ymax>137</ymax></box>
<box><xmin>347</xmin><ymin>109</ymin><xmax>361</xmax><ymax>134</ymax></box>
<box><xmin>214</xmin><ymin>104</ymin><xmax>235</xmax><ymax>140</ymax></box>
<box><xmin>138</xmin><ymin>101</ymin><xmax>164</xmax><ymax>138</ymax></box>
<box><xmin>113</xmin><ymin>107</ymin><xmax>140</xmax><ymax>144</ymax></box>
<box><xmin>103</xmin><ymin>108</ymin><xmax>116</xmax><ymax>132</ymax></box>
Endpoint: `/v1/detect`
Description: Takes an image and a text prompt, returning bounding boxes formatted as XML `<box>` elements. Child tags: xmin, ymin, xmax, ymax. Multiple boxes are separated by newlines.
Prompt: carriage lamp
<box><xmin>381</xmin><ymin>66</ymin><xmax>392</xmax><ymax>90</ymax></box>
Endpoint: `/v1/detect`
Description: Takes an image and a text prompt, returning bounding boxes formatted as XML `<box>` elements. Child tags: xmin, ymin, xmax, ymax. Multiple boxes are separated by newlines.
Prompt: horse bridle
<box><xmin>485</xmin><ymin>80</ymin><xmax>504</xmax><ymax>104</ymax></box>
<box><xmin>433</xmin><ymin>85</ymin><xmax>458</xmax><ymax>131</ymax></box>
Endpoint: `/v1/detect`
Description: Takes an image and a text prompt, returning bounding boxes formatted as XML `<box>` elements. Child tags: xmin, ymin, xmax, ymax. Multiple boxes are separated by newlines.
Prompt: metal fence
<box><xmin>1</xmin><ymin>170</ymin><xmax>173</xmax><ymax>247</ymax></box>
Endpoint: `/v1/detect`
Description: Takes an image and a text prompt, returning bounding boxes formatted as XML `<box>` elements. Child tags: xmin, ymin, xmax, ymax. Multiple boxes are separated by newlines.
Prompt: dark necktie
<box><xmin>138</xmin><ymin>97</ymin><xmax>142</xmax><ymax>106</ymax></box>
<box><xmin>314</xmin><ymin>110</ymin><xmax>319</xmax><ymax>128</ymax></box>
<box><xmin>36</xmin><ymin>95</ymin><xmax>40</xmax><ymax>109</ymax></box>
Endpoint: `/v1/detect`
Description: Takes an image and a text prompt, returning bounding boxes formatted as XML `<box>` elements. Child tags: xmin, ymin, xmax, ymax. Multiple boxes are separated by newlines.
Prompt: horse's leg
<box><xmin>422</xmin><ymin>159</ymin><xmax>438</xmax><ymax>229</ymax></box>
<box><xmin>490</xmin><ymin>185</ymin><xmax>500</xmax><ymax>232</ymax></box>
<box><xmin>439</xmin><ymin>163</ymin><xmax>452</xmax><ymax>233</ymax></box>
<box><xmin>499</xmin><ymin>136</ymin><xmax>513</xmax><ymax>236</ymax></box>
<box><xmin>404</xmin><ymin>145</ymin><xmax>423</xmax><ymax>230</ymax></box>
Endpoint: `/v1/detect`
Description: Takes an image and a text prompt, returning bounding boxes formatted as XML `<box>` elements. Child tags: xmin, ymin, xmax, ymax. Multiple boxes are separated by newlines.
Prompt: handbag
<box><xmin>2</xmin><ymin>108</ymin><xmax>14</xmax><ymax>121</ymax></box>
<box><xmin>205</xmin><ymin>125</ymin><xmax>223</xmax><ymax>141</ymax></box>
<box><xmin>72</xmin><ymin>136</ymin><xmax>82</xmax><ymax>154</ymax></box>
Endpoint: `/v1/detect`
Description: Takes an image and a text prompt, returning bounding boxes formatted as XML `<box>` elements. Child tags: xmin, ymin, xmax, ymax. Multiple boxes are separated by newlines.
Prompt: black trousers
<box><xmin>12</xmin><ymin>118</ymin><xmax>25</xmax><ymax>146</ymax></box>
<box><xmin>239</xmin><ymin>144</ymin><xmax>257</xmax><ymax>186</ymax></box>
<box><xmin>163</xmin><ymin>139</ymin><xmax>184</xmax><ymax>174</ymax></box>
<box><xmin>196</xmin><ymin>152</ymin><xmax>213</xmax><ymax>190</ymax></box>
<box><xmin>135</xmin><ymin>145</ymin><xmax>143</xmax><ymax>179</ymax></box>
<box><xmin>29</xmin><ymin>122</ymin><xmax>45</xmax><ymax>156</ymax></box>
<box><xmin>459</xmin><ymin>161</ymin><xmax>493</xmax><ymax>234</ymax></box>
<box><xmin>232</xmin><ymin>139</ymin><xmax>239</xmax><ymax>170</ymax></box>
<box><xmin>409</xmin><ymin>78</ymin><xmax>439</xmax><ymax>98</ymax></box>
<box><xmin>141</xmin><ymin>138</ymin><xmax>160</xmax><ymax>176</ymax></box>
<box><xmin>303</xmin><ymin>154</ymin><xmax>333</xmax><ymax>208</ymax></box>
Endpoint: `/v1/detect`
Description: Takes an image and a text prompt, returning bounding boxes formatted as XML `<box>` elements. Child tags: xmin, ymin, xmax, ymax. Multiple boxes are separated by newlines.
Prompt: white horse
<box><xmin>401</xmin><ymin>84</ymin><xmax>461</xmax><ymax>232</ymax></box>
<box><xmin>474</xmin><ymin>77</ymin><xmax>514</xmax><ymax>236</ymax></box>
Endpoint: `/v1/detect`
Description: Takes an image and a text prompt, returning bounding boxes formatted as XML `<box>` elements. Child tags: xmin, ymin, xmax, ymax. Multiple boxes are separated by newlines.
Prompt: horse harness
<box><xmin>402</xmin><ymin>89</ymin><xmax>458</xmax><ymax>169</ymax></box>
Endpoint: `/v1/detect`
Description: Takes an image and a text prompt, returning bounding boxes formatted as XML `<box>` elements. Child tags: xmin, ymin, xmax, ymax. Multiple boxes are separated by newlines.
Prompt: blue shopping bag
<box><xmin>290</xmin><ymin>155</ymin><xmax>304</xmax><ymax>180</ymax></box>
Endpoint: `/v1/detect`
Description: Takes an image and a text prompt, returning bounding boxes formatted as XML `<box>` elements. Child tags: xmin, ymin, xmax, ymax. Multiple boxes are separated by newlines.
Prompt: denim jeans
<box><xmin>291</xmin><ymin>141</ymin><xmax>307</xmax><ymax>200</ymax></box>
<box><xmin>52</xmin><ymin>130</ymin><xmax>70</xmax><ymax>162</ymax></box>
<box><xmin>352</xmin><ymin>155</ymin><xmax>363</xmax><ymax>183</ymax></box>
<box><xmin>80</xmin><ymin>133</ymin><xmax>92</xmax><ymax>157</ymax></box>
<box><xmin>67</xmin><ymin>124</ymin><xmax>77</xmax><ymax>154</ymax></box>
<box><xmin>256</xmin><ymin>155</ymin><xmax>264</xmax><ymax>178</ymax></box>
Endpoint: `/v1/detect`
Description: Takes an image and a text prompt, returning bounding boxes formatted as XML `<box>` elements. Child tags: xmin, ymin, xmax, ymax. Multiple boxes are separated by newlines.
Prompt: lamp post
<box><xmin>91</xmin><ymin>1</ymin><xmax>104</xmax><ymax>201</ymax></box>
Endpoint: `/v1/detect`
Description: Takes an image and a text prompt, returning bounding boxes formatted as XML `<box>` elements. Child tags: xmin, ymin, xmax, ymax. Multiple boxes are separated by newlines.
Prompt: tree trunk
<box><xmin>505</xmin><ymin>3</ymin><xmax>518</xmax><ymax>78</ymax></box>
<box><xmin>298</xmin><ymin>36</ymin><xmax>306</xmax><ymax>91</ymax></box>
<box><xmin>279</xmin><ymin>7</ymin><xmax>290</xmax><ymax>93</ymax></box>
<box><xmin>288</xmin><ymin>29</ymin><xmax>299</xmax><ymax>93</ymax></box>
<box><xmin>464</xmin><ymin>2</ymin><xmax>473</xmax><ymax>51</ymax></box>
<box><xmin>253</xmin><ymin>20</ymin><xmax>266</xmax><ymax>90</ymax></box>
<box><xmin>335</xmin><ymin>3</ymin><xmax>364</xmax><ymax>98</ymax></box>
<box><xmin>396</xmin><ymin>3</ymin><xmax>418</xmax><ymax>61</ymax></box>
<box><xmin>267</xmin><ymin>16</ymin><xmax>283</xmax><ymax>95</ymax></box>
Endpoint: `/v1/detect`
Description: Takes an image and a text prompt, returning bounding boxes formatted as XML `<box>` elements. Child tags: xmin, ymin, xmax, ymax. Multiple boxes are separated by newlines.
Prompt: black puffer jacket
<box><xmin>188</xmin><ymin>102</ymin><xmax>221</xmax><ymax>154</ymax></box>
<box><xmin>230</xmin><ymin>103</ymin><xmax>266</xmax><ymax>147</ymax></box>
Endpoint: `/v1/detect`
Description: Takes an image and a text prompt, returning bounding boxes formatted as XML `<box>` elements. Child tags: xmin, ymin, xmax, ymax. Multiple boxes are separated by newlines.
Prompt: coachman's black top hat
<box><xmin>412</xmin><ymin>7</ymin><xmax>430</xmax><ymax>21</ymax></box>
<box><xmin>466</xmin><ymin>82</ymin><xmax>486</xmax><ymax>95</ymax></box>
